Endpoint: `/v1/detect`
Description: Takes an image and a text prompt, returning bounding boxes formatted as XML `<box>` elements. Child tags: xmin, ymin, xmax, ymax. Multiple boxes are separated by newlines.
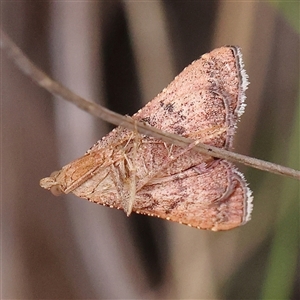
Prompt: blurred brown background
<box><xmin>2</xmin><ymin>1</ymin><xmax>299</xmax><ymax>299</ymax></box>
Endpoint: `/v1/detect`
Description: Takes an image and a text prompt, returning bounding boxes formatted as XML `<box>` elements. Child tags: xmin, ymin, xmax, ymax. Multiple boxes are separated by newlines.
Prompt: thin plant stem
<box><xmin>1</xmin><ymin>28</ymin><xmax>299</xmax><ymax>180</ymax></box>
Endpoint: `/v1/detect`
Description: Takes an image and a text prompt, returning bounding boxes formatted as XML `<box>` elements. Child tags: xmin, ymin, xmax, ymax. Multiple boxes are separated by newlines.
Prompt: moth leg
<box><xmin>109</xmin><ymin>163</ymin><xmax>126</xmax><ymax>205</ymax></box>
<box><xmin>188</xmin><ymin>125</ymin><xmax>227</xmax><ymax>145</ymax></box>
<box><xmin>164</xmin><ymin>142</ymin><xmax>174</xmax><ymax>157</ymax></box>
<box><xmin>112</xmin><ymin>121</ymin><xmax>140</xmax><ymax>216</ymax></box>
<box><xmin>123</xmin><ymin>121</ymin><xmax>140</xmax><ymax>216</ymax></box>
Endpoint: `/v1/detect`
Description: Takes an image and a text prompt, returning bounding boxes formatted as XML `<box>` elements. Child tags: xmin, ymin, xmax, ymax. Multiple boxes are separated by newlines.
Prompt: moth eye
<box><xmin>50</xmin><ymin>184</ymin><xmax>64</xmax><ymax>196</ymax></box>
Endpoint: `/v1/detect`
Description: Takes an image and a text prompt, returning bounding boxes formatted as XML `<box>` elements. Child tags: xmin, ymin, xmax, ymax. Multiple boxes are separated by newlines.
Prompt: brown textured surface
<box><xmin>40</xmin><ymin>46</ymin><xmax>253</xmax><ymax>231</ymax></box>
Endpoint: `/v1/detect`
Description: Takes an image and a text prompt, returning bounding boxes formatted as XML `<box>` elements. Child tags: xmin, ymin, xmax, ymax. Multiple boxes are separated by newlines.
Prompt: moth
<box><xmin>40</xmin><ymin>46</ymin><xmax>253</xmax><ymax>231</ymax></box>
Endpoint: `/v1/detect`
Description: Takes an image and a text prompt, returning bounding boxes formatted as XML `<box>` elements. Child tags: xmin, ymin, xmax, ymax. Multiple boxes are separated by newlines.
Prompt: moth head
<box><xmin>40</xmin><ymin>170</ymin><xmax>64</xmax><ymax>196</ymax></box>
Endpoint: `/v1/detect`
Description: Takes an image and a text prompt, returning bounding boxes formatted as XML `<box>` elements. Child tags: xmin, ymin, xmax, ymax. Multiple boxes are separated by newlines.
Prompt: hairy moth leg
<box><xmin>108</xmin><ymin>122</ymin><xmax>141</xmax><ymax>216</ymax></box>
<box><xmin>124</xmin><ymin>120</ymin><xmax>139</xmax><ymax>216</ymax></box>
